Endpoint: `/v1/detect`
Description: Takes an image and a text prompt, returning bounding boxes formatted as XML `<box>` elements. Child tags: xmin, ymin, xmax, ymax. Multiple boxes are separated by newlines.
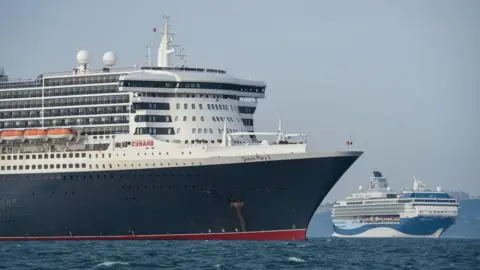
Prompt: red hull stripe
<box><xmin>0</xmin><ymin>229</ymin><xmax>306</xmax><ymax>241</ymax></box>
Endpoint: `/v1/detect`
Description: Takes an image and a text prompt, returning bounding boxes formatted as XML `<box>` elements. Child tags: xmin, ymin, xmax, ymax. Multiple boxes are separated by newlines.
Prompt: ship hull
<box><xmin>0</xmin><ymin>152</ymin><xmax>361</xmax><ymax>241</ymax></box>
<box><xmin>332</xmin><ymin>217</ymin><xmax>456</xmax><ymax>238</ymax></box>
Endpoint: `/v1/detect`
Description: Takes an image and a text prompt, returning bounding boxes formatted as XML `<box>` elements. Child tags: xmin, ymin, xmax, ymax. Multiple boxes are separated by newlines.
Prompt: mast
<box><xmin>157</xmin><ymin>15</ymin><xmax>175</xmax><ymax>67</ymax></box>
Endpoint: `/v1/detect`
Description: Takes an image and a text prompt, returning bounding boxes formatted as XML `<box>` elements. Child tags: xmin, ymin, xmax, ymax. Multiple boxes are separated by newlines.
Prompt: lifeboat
<box><xmin>24</xmin><ymin>129</ymin><xmax>48</xmax><ymax>141</ymax></box>
<box><xmin>47</xmin><ymin>128</ymin><xmax>76</xmax><ymax>140</ymax></box>
<box><xmin>1</xmin><ymin>130</ymin><xmax>25</xmax><ymax>141</ymax></box>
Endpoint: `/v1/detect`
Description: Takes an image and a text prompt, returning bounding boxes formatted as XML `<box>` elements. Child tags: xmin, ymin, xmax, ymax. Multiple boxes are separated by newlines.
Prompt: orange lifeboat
<box><xmin>1</xmin><ymin>130</ymin><xmax>25</xmax><ymax>141</ymax></box>
<box><xmin>47</xmin><ymin>128</ymin><xmax>76</xmax><ymax>140</ymax></box>
<box><xmin>24</xmin><ymin>129</ymin><xmax>48</xmax><ymax>141</ymax></box>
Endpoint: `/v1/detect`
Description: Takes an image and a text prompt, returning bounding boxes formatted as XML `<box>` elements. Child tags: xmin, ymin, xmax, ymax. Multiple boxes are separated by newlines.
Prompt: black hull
<box><xmin>0</xmin><ymin>153</ymin><xmax>361</xmax><ymax>240</ymax></box>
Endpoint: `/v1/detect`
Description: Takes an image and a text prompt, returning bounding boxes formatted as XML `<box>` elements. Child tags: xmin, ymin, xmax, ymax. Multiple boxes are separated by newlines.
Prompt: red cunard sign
<box><xmin>132</xmin><ymin>140</ymin><xmax>154</xmax><ymax>147</ymax></box>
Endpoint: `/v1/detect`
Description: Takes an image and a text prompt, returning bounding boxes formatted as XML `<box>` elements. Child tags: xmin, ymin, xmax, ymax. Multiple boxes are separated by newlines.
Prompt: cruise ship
<box><xmin>0</xmin><ymin>16</ymin><xmax>363</xmax><ymax>241</ymax></box>
<box><xmin>331</xmin><ymin>171</ymin><xmax>459</xmax><ymax>238</ymax></box>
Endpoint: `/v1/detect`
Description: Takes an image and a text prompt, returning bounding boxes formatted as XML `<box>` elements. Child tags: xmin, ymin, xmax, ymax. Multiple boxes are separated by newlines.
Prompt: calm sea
<box><xmin>1</xmin><ymin>238</ymin><xmax>478</xmax><ymax>270</ymax></box>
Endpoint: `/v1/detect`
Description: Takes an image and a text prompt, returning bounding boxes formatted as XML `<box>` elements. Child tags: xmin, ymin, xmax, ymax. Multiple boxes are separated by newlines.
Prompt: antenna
<box><xmin>144</xmin><ymin>45</ymin><xmax>151</xmax><ymax>66</ymax></box>
<box><xmin>175</xmin><ymin>47</ymin><xmax>187</xmax><ymax>67</ymax></box>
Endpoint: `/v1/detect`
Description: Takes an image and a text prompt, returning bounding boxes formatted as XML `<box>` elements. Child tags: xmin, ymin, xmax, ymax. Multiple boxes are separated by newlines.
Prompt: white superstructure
<box><xmin>331</xmin><ymin>171</ymin><xmax>459</xmax><ymax>238</ymax></box>
<box><xmin>0</xmin><ymin>15</ymin><xmax>350</xmax><ymax>175</ymax></box>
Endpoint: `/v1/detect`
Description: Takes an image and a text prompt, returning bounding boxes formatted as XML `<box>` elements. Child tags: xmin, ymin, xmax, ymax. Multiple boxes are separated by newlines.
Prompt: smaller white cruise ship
<box><xmin>331</xmin><ymin>171</ymin><xmax>459</xmax><ymax>238</ymax></box>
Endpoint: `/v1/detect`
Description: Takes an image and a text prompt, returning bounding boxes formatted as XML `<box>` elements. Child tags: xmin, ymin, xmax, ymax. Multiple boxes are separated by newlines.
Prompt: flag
<box><xmin>153</xmin><ymin>27</ymin><xmax>157</xmax><ymax>32</ymax></box>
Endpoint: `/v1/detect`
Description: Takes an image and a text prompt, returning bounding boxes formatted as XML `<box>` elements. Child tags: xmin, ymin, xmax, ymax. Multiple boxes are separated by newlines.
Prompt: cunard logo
<box><xmin>131</xmin><ymin>140</ymin><xmax>154</xmax><ymax>147</ymax></box>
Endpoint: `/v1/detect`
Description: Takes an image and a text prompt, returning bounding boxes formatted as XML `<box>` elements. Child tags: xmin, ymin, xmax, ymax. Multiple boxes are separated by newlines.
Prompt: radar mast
<box><xmin>157</xmin><ymin>15</ymin><xmax>176</xmax><ymax>67</ymax></box>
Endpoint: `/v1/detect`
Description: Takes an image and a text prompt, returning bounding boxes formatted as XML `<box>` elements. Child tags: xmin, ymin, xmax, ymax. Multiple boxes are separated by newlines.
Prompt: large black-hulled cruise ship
<box><xmin>0</xmin><ymin>16</ymin><xmax>363</xmax><ymax>241</ymax></box>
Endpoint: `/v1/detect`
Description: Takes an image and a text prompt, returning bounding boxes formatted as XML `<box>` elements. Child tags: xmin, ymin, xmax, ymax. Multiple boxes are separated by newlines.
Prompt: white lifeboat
<box><xmin>1</xmin><ymin>130</ymin><xmax>25</xmax><ymax>141</ymax></box>
<box><xmin>24</xmin><ymin>129</ymin><xmax>48</xmax><ymax>141</ymax></box>
<box><xmin>47</xmin><ymin>128</ymin><xmax>76</xmax><ymax>140</ymax></box>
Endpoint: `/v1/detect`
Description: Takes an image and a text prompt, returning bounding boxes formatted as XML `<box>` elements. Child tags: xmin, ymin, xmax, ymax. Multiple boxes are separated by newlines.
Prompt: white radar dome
<box><xmin>76</xmin><ymin>50</ymin><xmax>89</xmax><ymax>65</ymax></box>
<box><xmin>103</xmin><ymin>51</ymin><xmax>117</xmax><ymax>66</ymax></box>
<box><xmin>0</xmin><ymin>66</ymin><xmax>4</xmax><ymax>76</ymax></box>
<box><xmin>436</xmin><ymin>186</ymin><xmax>443</xmax><ymax>192</ymax></box>
<box><xmin>387</xmin><ymin>186</ymin><xmax>392</xmax><ymax>192</ymax></box>
<box><xmin>358</xmin><ymin>185</ymin><xmax>363</xmax><ymax>191</ymax></box>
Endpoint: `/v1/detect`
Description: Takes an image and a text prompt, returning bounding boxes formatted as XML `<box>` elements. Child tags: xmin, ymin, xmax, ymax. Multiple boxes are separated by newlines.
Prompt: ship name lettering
<box><xmin>241</xmin><ymin>154</ymin><xmax>272</xmax><ymax>162</ymax></box>
<box><xmin>131</xmin><ymin>140</ymin><xmax>154</xmax><ymax>147</ymax></box>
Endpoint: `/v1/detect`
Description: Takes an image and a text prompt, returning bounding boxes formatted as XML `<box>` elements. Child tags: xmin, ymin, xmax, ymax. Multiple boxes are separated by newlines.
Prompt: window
<box><xmin>184</xmin><ymin>103</ymin><xmax>188</xmax><ymax>109</ymax></box>
<box><xmin>176</xmin><ymin>103</ymin><xmax>180</xmax><ymax>109</ymax></box>
<box><xmin>192</xmin><ymin>116</ymin><xmax>196</xmax><ymax>121</ymax></box>
<box><xmin>133</xmin><ymin>102</ymin><xmax>170</xmax><ymax>110</ymax></box>
<box><xmin>199</xmin><ymin>104</ymin><xmax>203</xmax><ymax>110</ymax></box>
<box><xmin>192</xmin><ymin>128</ymin><xmax>196</xmax><ymax>134</ymax></box>
<box><xmin>201</xmin><ymin>116</ymin><xmax>204</xmax><ymax>121</ymax></box>
<box><xmin>192</xmin><ymin>104</ymin><xmax>195</xmax><ymax>109</ymax></box>
<box><xmin>134</xmin><ymin>128</ymin><xmax>175</xmax><ymax>135</ymax></box>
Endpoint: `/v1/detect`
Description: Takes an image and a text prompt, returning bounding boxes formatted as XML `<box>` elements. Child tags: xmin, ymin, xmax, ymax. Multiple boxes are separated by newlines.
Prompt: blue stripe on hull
<box><xmin>333</xmin><ymin>217</ymin><xmax>456</xmax><ymax>237</ymax></box>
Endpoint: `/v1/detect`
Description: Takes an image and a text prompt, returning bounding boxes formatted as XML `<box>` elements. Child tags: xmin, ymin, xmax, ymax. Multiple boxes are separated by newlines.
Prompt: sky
<box><xmin>1</xmin><ymin>0</ymin><xmax>479</xmax><ymax>202</ymax></box>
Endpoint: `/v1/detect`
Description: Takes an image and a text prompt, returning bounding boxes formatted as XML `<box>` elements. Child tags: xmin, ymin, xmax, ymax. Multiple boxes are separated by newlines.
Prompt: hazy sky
<box><xmin>1</xmin><ymin>0</ymin><xmax>479</xmax><ymax>202</ymax></box>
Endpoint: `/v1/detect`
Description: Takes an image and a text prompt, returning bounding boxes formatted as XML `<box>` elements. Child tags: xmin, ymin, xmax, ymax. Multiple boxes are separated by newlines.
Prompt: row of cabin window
<box><xmin>134</xmin><ymin>127</ymin><xmax>175</xmax><ymax>135</ymax></box>
<box><xmin>0</xmin><ymin>85</ymin><xmax>118</xmax><ymax>100</ymax></box>
<box><xmin>180</xmin><ymin>139</ymin><xmax>244</xmax><ymax>145</ymax></box>
<box><xmin>0</xmin><ymin>95</ymin><xmax>130</xmax><ymax>109</ymax></box>
<box><xmin>121</xmin><ymin>80</ymin><xmax>266</xmax><ymax>93</ymax></box>
<box><xmin>1</xmin><ymin>163</ymin><xmax>87</xmax><ymax>170</ymax></box>
<box><xmin>176</xmin><ymin>102</ymin><xmax>240</xmax><ymax>112</ymax></box>
<box><xmin>0</xmin><ymin>106</ymin><xmax>130</xmax><ymax>120</ymax></box>
<box><xmin>44</xmin><ymin>75</ymin><xmax>120</xmax><ymax>87</ymax></box>
<box><xmin>173</xmin><ymin>115</ymin><xmax>239</xmax><ymax>124</ymax></box>
<box><xmin>134</xmin><ymin>115</ymin><xmax>171</xmax><ymax>122</ymax></box>
<box><xmin>1</xmin><ymin>116</ymin><xmax>129</xmax><ymax>129</ymax></box>
<box><xmin>137</xmin><ymin>92</ymin><xmax>239</xmax><ymax>101</ymax></box>
<box><xmin>188</xmin><ymin>128</ymin><xmax>244</xmax><ymax>135</ymax></box>
<box><xmin>1</xmin><ymin>152</ymin><xmax>112</xmax><ymax>161</ymax></box>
